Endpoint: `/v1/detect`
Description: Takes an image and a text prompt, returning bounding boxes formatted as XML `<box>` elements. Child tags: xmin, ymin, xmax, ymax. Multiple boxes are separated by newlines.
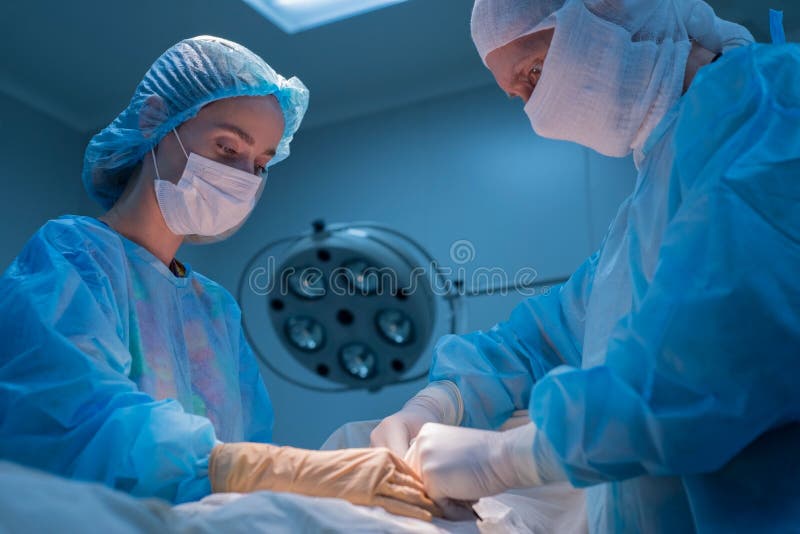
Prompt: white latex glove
<box><xmin>370</xmin><ymin>381</ymin><xmax>463</xmax><ymax>457</ymax></box>
<box><xmin>404</xmin><ymin>422</ymin><xmax>542</xmax><ymax>502</ymax></box>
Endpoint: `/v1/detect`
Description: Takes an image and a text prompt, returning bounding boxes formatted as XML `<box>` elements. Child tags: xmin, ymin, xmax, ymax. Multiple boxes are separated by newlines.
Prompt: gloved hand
<box><xmin>404</xmin><ymin>422</ymin><xmax>543</xmax><ymax>502</ymax></box>
<box><xmin>210</xmin><ymin>443</ymin><xmax>441</xmax><ymax>521</ymax></box>
<box><xmin>370</xmin><ymin>381</ymin><xmax>463</xmax><ymax>456</ymax></box>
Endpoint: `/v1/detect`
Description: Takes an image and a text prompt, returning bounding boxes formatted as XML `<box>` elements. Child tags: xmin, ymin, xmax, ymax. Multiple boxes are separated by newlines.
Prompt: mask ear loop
<box><xmin>152</xmin><ymin>128</ymin><xmax>189</xmax><ymax>182</ymax></box>
<box><xmin>151</xmin><ymin>148</ymin><xmax>163</xmax><ymax>181</ymax></box>
<box><xmin>172</xmin><ymin>128</ymin><xmax>190</xmax><ymax>159</ymax></box>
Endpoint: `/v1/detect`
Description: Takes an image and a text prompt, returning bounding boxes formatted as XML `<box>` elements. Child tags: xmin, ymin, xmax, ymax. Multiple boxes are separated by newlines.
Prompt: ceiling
<box><xmin>1</xmin><ymin>0</ymin><xmax>797</xmax><ymax>134</ymax></box>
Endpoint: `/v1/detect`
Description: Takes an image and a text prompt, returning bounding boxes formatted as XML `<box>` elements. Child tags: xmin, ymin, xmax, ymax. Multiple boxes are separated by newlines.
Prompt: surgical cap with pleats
<box><xmin>470</xmin><ymin>0</ymin><xmax>754</xmax><ymax>64</ymax></box>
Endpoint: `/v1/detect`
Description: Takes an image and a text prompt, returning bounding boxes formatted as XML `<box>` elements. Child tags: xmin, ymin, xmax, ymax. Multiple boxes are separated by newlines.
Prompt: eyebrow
<box><xmin>215</xmin><ymin>123</ymin><xmax>277</xmax><ymax>156</ymax></box>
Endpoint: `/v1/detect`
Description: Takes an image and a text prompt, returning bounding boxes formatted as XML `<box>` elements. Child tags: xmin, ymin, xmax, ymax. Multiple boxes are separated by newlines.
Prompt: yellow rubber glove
<box><xmin>210</xmin><ymin>443</ymin><xmax>441</xmax><ymax>521</ymax></box>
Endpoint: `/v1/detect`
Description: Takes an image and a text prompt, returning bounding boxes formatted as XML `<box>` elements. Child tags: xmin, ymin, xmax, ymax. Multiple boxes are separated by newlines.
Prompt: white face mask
<box><xmin>152</xmin><ymin>129</ymin><xmax>264</xmax><ymax>243</ymax></box>
<box><xmin>524</xmin><ymin>0</ymin><xmax>691</xmax><ymax>159</ymax></box>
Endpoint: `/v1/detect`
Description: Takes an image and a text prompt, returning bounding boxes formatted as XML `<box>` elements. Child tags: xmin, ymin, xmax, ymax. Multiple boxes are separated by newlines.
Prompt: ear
<box><xmin>139</xmin><ymin>95</ymin><xmax>168</xmax><ymax>138</ymax></box>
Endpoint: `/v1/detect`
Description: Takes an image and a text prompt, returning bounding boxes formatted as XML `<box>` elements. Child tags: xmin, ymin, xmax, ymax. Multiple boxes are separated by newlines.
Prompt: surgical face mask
<box><xmin>152</xmin><ymin>129</ymin><xmax>265</xmax><ymax>243</ymax></box>
<box><xmin>524</xmin><ymin>0</ymin><xmax>691</xmax><ymax>159</ymax></box>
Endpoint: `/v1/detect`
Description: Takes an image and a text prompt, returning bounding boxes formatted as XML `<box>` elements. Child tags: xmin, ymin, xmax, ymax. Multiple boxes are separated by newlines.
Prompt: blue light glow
<box><xmin>242</xmin><ymin>0</ymin><xmax>407</xmax><ymax>33</ymax></box>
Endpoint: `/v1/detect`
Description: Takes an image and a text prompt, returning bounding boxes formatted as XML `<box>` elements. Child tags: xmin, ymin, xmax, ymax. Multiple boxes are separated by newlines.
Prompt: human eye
<box><xmin>527</xmin><ymin>62</ymin><xmax>543</xmax><ymax>89</ymax></box>
<box><xmin>216</xmin><ymin>142</ymin><xmax>238</xmax><ymax>157</ymax></box>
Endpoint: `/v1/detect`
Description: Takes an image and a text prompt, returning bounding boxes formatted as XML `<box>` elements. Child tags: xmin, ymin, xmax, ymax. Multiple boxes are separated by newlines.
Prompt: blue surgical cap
<box><xmin>82</xmin><ymin>35</ymin><xmax>309</xmax><ymax>210</ymax></box>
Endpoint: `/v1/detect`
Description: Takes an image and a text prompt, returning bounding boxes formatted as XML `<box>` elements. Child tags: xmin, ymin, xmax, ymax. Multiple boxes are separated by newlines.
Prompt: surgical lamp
<box><xmin>238</xmin><ymin>220</ymin><xmax>562</xmax><ymax>392</ymax></box>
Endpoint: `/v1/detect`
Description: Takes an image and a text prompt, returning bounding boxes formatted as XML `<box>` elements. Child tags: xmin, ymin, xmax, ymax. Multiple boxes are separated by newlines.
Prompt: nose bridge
<box><xmin>231</xmin><ymin>150</ymin><xmax>257</xmax><ymax>174</ymax></box>
<box><xmin>233</xmin><ymin>159</ymin><xmax>252</xmax><ymax>174</ymax></box>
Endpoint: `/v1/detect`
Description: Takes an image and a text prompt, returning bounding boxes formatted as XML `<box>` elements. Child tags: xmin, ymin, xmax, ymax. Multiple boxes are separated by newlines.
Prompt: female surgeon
<box><xmin>0</xmin><ymin>35</ymin><xmax>439</xmax><ymax>522</ymax></box>
<box><xmin>372</xmin><ymin>1</ymin><xmax>800</xmax><ymax>532</ymax></box>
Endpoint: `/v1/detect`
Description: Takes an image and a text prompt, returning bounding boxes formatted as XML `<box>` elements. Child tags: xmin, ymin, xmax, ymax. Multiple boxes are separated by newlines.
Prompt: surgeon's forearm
<box><xmin>429</xmin><ymin>272</ymin><xmax>590</xmax><ymax>431</ymax></box>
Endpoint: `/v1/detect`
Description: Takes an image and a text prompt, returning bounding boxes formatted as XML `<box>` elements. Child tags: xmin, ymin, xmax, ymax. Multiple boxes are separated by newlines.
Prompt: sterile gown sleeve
<box><xmin>530</xmin><ymin>44</ymin><xmax>800</xmax><ymax>484</ymax></box>
<box><xmin>429</xmin><ymin>254</ymin><xmax>596</xmax><ymax>429</ymax></box>
<box><xmin>0</xmin><ymin>222</ymin><xmax>216</xmax><ymax>503</ymax></box>
<box><xmin>237</xmin><ymin>330</ymin><xmax>274</xmax><ymax>443</ymax></box>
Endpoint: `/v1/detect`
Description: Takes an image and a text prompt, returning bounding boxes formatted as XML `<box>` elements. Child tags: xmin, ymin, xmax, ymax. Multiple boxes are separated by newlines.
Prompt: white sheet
<box><xmin>0</xmin><ymin>461</ymin><xmax>174</xmax><ymax>533</ymax></box>
<box><xmin>174</xmin><ymin>492</ymin><xmax>456</xmax><ymax>533</ymax></box>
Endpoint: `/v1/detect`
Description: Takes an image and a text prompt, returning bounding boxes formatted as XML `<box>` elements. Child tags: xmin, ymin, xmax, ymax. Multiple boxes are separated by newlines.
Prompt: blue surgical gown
<box><xmin>0</xmin><ymin>215</ymin><xmax>273</xmax><ymax>503</ymax></box>
<box><xmin>430</xmin><ymin>43</ymin><xmax>800</xmax><ymax>532</ymax></box>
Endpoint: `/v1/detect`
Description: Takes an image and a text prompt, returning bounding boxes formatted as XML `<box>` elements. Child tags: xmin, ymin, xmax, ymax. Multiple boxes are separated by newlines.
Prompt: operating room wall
<box><xmin>0</xmin><ymin>93</ymin><xmax>87</xmax><ymax>271</ymax></box>
<box><xmin>178</xmin><ymin>83</ymin><xmax>638</xmax><ymax>449</ymax></box>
